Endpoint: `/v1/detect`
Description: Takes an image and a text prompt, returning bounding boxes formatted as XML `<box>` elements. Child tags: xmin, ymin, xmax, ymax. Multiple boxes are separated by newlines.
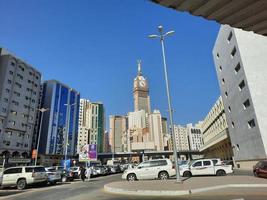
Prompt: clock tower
<box><xmin>133</xmin><ymin>60</ymin><xmax>151</xmax><ymax>113</ymax></box>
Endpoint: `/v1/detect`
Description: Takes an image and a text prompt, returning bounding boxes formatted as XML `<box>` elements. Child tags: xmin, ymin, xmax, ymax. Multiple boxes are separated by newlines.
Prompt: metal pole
<box><xmin>160</xmin><ymin>33</ymin><xmax>182</xmax><ymax>183</ymax></box>
<box><xmin>64</xmin><ymin>104</ymin><xmax>70</xmax><ymax>169</ymax></box>
<box><xmin>35</xmin><ymin>110</ymin><xmax>44</xmax><ymax>166</ymax></box>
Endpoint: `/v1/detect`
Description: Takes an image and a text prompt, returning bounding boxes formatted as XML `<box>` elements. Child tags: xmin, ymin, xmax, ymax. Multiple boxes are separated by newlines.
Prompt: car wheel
<box><xmin>127</xmin><ymin>173</ymin><xmax>137</xmax><ymax>181</ymax></box>
<box><xmin>50</xmin><ymin>181</ymin><xmax>56</xmax><ymax>185</ymax></box>
<box><xmin>61</xmin><ymin>176</ymin><xmax>67</xmax><ymax>182</ymax></box>
<box><xmin>216</xmin><ymin>170</ymin><xmax>226</xmax><ymax>176</ymax></box>
<box><xmin>17</xmin><ymin>179</ymin><xmax>27</xmax><ymax>190</ymax></box>
<box><xmin>159</xmin><ymin>171</ymin><xmax>169</xmax><ymax>180</ymax></box>
<box><xmin>183</xmin><ymin>171</ymin><xmax>192</xmax><ymax>177</ymax></box>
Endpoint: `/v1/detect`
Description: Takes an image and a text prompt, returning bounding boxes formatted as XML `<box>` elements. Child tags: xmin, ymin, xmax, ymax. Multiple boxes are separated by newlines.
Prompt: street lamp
<box><xmin>149</xmin><ymin>25</ymin><xmax>182</xmax><ymax>183</ymax></box>
<box><xmin>35</xmin><ymin>108</ymin><xmax>49</xmax><ymax>166</ymax></box>
<box><xmin>64</xmin><ymin>102</ymin><xmax>76</xmax><ymax>169</ymax></box>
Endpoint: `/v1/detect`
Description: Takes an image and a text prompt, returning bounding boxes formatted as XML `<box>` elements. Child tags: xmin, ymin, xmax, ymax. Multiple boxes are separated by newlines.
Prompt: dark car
<box><xmin>60</xmin><ymin>169</ymin><xmax>74</xmax><ymax>182</ymax></box>
<box><xmin>253</xmin><ymin>160</ymin><xmax>267</xmax><ymax>178</ymax></box>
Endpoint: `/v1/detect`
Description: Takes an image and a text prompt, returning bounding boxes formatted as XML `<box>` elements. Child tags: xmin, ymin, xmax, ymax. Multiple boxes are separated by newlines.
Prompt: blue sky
<box><xmin>0</xmin><ymin>0</ymin><xmax>220</xmax><ymax>128</ymax></box>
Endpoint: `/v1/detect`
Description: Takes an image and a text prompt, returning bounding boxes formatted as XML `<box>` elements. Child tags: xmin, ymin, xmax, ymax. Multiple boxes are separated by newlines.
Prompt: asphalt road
<box><xmin>1</xmin><ymin>172</ymin><xmax>267</xmax><ymax>200</ymax></box>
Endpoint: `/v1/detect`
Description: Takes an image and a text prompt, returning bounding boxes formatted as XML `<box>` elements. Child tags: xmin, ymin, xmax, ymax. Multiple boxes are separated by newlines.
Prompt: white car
<box><xmin>122</xmin><ymin>159</ymin><xmax>176</xmax><ymax>181</ymax></box>
<box><xmin>1</xmin><ymin>166</ymin><xmax>48</xmax><ymax>190</ymax></box>
<box><xmin>179</xmin><ymin>159</ymin><xmax>233</xmax><ymax>177</ymax></box>
<box><xmin>45</xmin><ymin>168</ymin><xmax>61</xmax><ymax>185</ymax></box>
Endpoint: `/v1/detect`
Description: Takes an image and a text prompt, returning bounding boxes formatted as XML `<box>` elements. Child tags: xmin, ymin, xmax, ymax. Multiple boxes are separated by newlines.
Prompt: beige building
<box><xmin>173</xmin><ymin>125</ymin><xmax>189</xmax><ymax>151</ymax></box>
<box><xmin>77</xmin><ymin>99</ymin><xmax>105</xmax><ymax>153</ymax></box>
<box><xmin>149</xmin><ymin>110</ymin><xmax>164</xmax><ymax>151</ymax></box>
<box><xmin>200</xmin><ymin>96</ymin><xmax>233</xmax><ymax>160</ymax></box>
<box><xmin>109</xmin><ymin>115</ymin><xmax>127</xmax><ymax>153</ymax></box>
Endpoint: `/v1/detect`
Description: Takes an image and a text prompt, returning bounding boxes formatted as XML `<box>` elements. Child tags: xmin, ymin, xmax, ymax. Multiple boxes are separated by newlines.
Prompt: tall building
<box><xmin>200</xmin><ymin>96</ymin><xmax>233</xmax><ymax>160</ymax></box>
<box><xmin>103</xmin><ymin>131</ymin><xmax>110</xmax><ymax>153</ymax></box>
<box><xmin>109</xmin><ymin>115</ymin><xmax>127</xmax><ymax>153</ymax></box>
<box><xmin>0</xmin><ymin>48</ymin><xmax>41</xmax><ymax>158</ymax></box>
<box><xmin>39</xmin><ymin>80</ymin><xmax>80</xmax><ymax>156</ymax></box>
<box><xmin>133</xmin><ymin>60</ymin><xmax>151</xmax><ymax>113</ymax></box>
<box><xmin>149</xmin><ymin>110</ymin><xmax>164</xmax><ymax>151</ymax></box>
<box><xmin>187</xmin><ymin>123</ymin><xmax>203</xmax><ymax>151</ymax></box>
<box><xmin>213</xmin><ymin>25</ymin><xmax>267</xmax><ymax>168</ymax></box>
<box><xmin>173</xmin><ymin>125</ymin><xmax>189</xmax><ymax>151</ymax></box>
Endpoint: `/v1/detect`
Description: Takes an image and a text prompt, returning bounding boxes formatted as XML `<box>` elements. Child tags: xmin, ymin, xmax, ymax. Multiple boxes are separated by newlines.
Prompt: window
<box><xmin>248</xmin><ymin>119</ymin><xmax>256</xmax><ymax>128</ymax></box>
<box><xmin>216</xmin><ymin>53</ymin><xmax>219</xmax><ymax>59</ymax></box>
<box><xmin>17</xmin><ymin>74</ymin><xmax>23</xmax><ymax>80</ymax></box>
<box><xmin>12</xmin><ymin>100</ymin><xmax>19</xmax><ymax>106</ymax></box>
<box><xmin>238</xmin><ymin>80</ymin><xmax>245</xmax><ymax>91</ymax></box>
<box><xmin>15</xmin><ymin>82</ymin><xmax>22</xmax><ymax>88</ymax></box>
<box><xmin>219</xmin><ymin>65</ymin><xmax>222</xmax><ymax>71</ymax></box>
<box><xmin>25</xmin><ymin>167</ymin><xmax>34</xmax><ymax>173</ymax></box>
<box><xmin>231</xmin><ymin>121</ymin><xmax>235</xmax><ymax>128</ymax></box>
<box><xmin>5</xmin><ymin>89</ymin><xmax>10</xmax><ymax>93</ymax></box>
<box><xmin>225</xmin><ymin>92</ymin><xmax>228</xmax><ymax>98</ymax></box>
<box><xmin>2</xmin><ymin>108</ymin><xmax>7</xmax><ymax>113</ymax></box>
<box><xmin>14</xmin><ymin>91</ymin><xmax>20</xmax><ymax>97</ymax></box>
<box><xmin>10</xmin><ymin>110</ymin><xmax>17</xmax><ymax>115</ymax></box>
<box><xmin>7</xmin><ymin>79</ymin><xmax>12</xmax><ymax>84</ymax></box>
<box><xmin>228</xmin><ymin>106</ymin><xmax>231</xmax><ymax>113</ymax></box>
<box><xmin>19</xmin><ymin>66</ymin><xmax>24</xmax><ymax>71</ymax></box>
<box><xmin>203</xmin><ymin>161</ymin><xmax>211</xmax><ymax>166</ymax></box>
<box><xmin>243</xmin><ymin>99</ymin><xmax>250</xmax><ymax>109</ymax></box>
<box><xmin>222</xmin><ymin>78</ymin><xmax>225</xmax><ymax>84</ymax></box>
<box><xmin>231</xmin><ymin>47</ymin><xmax>237</xmax><ymax>58</ymax></box>
<box><xmin>10</xmin><ymin>62</ymin><xmax>15</xmax><ymax>66</ymax></box>
<box><xmin>235</xmin><ymin>63</ymin><xmax>241</xmax><ymax>73</ymax></box>
<box><xmin>4</xmin><ymin>168</ymin><xmax>22</xmax><ymax>174</ymax></box>
<box><xmin>192</xmin><ymin>161</ymin><xmax>202</xmax><ymax>167</ymax></box>
<box><xmin>9</xmin><ymin>120</ymin><xmax>15</xmax><ymax>125</ymax></box>
<box><xmin>3</xmin><ymin>98</ymin><xmax>8</xmax><ymax>103</ymax></box>
<box><xmin>227</xmin><ymin>31</ymin><xmax>233</xmax><ymax>42</ymax></box>
<box><xmin>9</xmin><ymin>71</ymin><xmax>14</xmax><ymax>75</ymax></box>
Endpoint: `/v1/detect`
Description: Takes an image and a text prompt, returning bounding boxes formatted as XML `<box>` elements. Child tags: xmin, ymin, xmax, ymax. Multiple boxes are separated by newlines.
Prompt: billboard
<box><xmin>79</xmin><ymin>144</ymin><xmax>97</xmax><ymax>162</ymax></box>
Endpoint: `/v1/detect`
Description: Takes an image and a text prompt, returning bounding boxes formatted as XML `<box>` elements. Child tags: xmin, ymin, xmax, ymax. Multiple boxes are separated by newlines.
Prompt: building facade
<box><xmin>173</xmin><ymin>125</ymin><xmax>189</xmax><ymax>151</ymax></box>
<box><xmin>187</xmin><ymin>123</ymin><xmax>203</xmax><ymax>151</ymax></box>
<box><xmin>109</xmin><ymin>115</ymin><xmax>127</xmax><ymax>153</ymax></box>
<box><xmin>39</xmin><ymin>80</ymin><xmax>80</xmax><ymax>156</ymax></box>
<box><xmin>213</xmin><ymin>25</ymin><xmax>267</xmax><ymax>168</ymax></box>
<box><xmin>0</xmin><ymin>48</ymin><xmax>41</xmax><ymax>158</ymax></box>
<box><xmin>200</xmin><ymin>96</ymin><xmax>233</xmax><ymax>160</ymax></box>
<box><xmin>149</xmin><ymin>110</ymin><xmax>164</xmax><ymax>151</ymax></box>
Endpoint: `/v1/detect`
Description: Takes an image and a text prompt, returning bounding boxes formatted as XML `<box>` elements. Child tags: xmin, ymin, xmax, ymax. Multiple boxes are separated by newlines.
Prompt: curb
<box><xmin>104</xmin><ymin>183</ymin><xmax>267</xmax><ymax>196</ymax></box>
<box><xmin>104</xmin><ymin>184</ymin><xmax>190</xmax><ymax>196</ymax></box>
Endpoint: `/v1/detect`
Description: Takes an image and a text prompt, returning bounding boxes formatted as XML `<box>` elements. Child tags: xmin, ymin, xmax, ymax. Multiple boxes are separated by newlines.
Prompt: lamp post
<box><xmin>35</xmin><ymin>108</ymin><xmax>49</xmax><ymax>166</ymax></box>
<box><xmin>64</xmin><ymin>103</ymin><xmax>76</xmax><ymax>169</ymax></box>
<box><xmin>149</xmin><ymin>25</ymin><xmax>182</xmax><ymax>183</ymax></box>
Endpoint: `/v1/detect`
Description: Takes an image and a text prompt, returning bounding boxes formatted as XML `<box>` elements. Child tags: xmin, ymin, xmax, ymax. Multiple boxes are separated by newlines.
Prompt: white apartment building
<box><xmin>0</xmin><ymin>48</ymin><xmax>41</xmax><ymax>158</ymax></box>
<box><xmin>187</xmin><ymin>123</ymin><xmax>203</xmax><ymax>151</ymax></box>
<box><xmin>213</xmin><ymin>25</ymin><xmax>267</xmax><ymax>168</ymax></box>
<box><xmin>173</xmin><ymin>125</ymin><xmax>189</xmax><ymax>151</ymax></box>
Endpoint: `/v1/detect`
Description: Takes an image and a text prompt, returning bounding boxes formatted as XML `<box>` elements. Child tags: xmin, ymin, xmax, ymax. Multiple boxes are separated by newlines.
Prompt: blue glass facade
<box><xmin>39</xmin><ymin>80</ymin><xmax>80</xmax><ymax>156</ymax></box>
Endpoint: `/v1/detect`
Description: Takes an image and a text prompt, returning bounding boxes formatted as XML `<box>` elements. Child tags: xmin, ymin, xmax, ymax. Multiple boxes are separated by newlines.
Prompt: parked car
<box><xmin>110</xmin><ymin>165</ymin><xmax>121</xmax><ymax>174</ymax></box>
<box><xmin>46</xmin><ymin>167</ymin><xmax>74</xmax><ymax>182</ymax></box>
<box><xmin>122</xmin><ymin>159</ymin><xmax>176</xmax><ymax>181</ymax></box>
<box><xmin>1</xmin><ymin>166</ymin><xmax>48</xmax><ymax>190</ymax></box>
<box><xmin>70</xmin><ymin>167</ymin><xmax>80</xmax><ymax>179</ymax></box>
<box><xmin>253</xmin><ymin>160</ymin><xmax>267</xmax><ymax>178</ymax></box>
<box><xmin>45</xmin><ymin>168</ymin><xmax>61</xmax><ymax>185</ymax></box>
<box><xmin>179</xmin><ymin>159</ymin><xmax>233</xmax><ymax>177</ymax></box>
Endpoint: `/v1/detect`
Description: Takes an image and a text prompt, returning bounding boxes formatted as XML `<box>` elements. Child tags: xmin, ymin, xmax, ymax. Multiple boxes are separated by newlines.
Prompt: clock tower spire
<box><xmin>133</xmin><ymin>60</ymin><xmax>151</xmax><ymax>113</ymax></box>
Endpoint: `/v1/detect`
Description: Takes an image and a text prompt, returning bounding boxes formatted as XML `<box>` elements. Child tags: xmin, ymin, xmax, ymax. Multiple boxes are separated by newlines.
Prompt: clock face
<box><xmin>139</xmin><ymin>81</ymin><xmax>145</xmax><ymax>87</ymax></box>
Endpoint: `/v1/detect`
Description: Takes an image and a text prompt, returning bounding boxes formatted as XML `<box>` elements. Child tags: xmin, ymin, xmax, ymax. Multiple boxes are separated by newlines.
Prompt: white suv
<box><xmin>122</xmin><ymin>159</ymin><xmax>175</xmax><ymax>181</ymax></box>
<box><xmin>1</xmin><ymin>166</ymin><xmax>48</xmax><ymax>190</ymax></box>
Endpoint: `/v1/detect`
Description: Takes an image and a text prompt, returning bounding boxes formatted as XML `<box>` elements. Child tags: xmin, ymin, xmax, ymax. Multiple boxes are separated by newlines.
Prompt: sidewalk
<box><xmin>104</xmin><ymin>175</ymin><xmax>267</xmax><ymax>196</ymax></box>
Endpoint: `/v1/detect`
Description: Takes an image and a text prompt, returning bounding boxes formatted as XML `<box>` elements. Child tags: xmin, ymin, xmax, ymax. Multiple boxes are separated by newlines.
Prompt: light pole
<box><xmin>149</xmin><ymin>25</ymin><xmax>182</xmax><ymax>183</ymax></box>
<box><xmin>35</xmin><ymin>108</ymin><xmax>49</xmax><ymax>166</ymax></box>
<box><xmin>64</xmin><ymin>103</ymin><xmax>76</xmax><ymax>169</ymax></box>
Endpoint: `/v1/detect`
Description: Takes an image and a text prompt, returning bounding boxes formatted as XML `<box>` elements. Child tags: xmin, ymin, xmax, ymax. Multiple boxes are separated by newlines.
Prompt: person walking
<box><xmin>80</xmin><ymin>166</ymin><xmax>86</xmax><ymax>182</ymax></box>
<box><xmin>86</xmin><ymin>167</ymin><xmax>91</xmax><ymax>182</ymax></box>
